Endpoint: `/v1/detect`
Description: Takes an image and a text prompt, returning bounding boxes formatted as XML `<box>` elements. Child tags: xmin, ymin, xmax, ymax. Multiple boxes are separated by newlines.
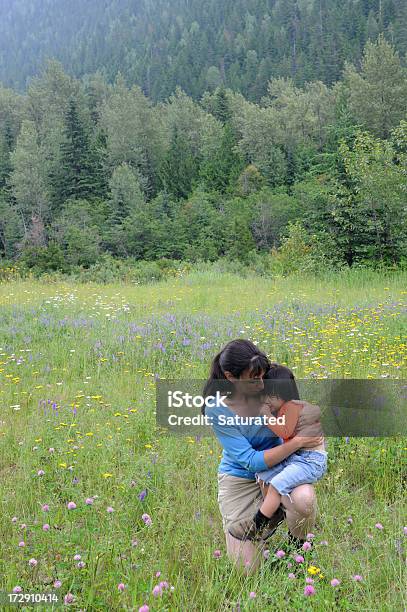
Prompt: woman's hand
<box><xmin>293</xmin><ymin>434</ymin><xmax>324</xmax><ymax>449</ymax></box>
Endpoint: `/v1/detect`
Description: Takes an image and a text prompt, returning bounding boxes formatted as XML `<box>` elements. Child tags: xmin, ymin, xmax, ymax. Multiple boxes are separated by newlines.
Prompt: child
<box><xmin>228</xmin><ymin>365</ymin><xmax>327</xmax><ymax>541</ymax></box>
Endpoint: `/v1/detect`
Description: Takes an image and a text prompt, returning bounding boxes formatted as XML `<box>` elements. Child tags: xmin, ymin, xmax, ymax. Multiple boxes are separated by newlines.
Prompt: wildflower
<box><xmin>275</xmin><ymin>550</ymin><xmax>285</xmax><ymax>559</ymax></box>
<box><xmin>54</xmin><ymin>580</ymin><xmax>62</xmax><ymax>588</ymax></box>
<box><xmin>118</xmin><ymin>583</ymin><xmax>126</xmax><ymax>592</ymax></box>
<box><xmin>67</xmin><ymin>501</ymin><xmax>76</xmax><ymax>510</ymax></box>
<box><xmin>403</xmin><ymin>527</ymin><xmax>407</xmax><ymax>536</ymax></box>
<box><xmin>139</xmin><ymin>606</ymin><xmax>149</xmax><ymax>612</ymax></box>
<box><xmin>42</xmin><ymin>504</ymin><xmax>49</xmax><ymax>512</ymax></box>
<box><xmin>304</xmin><ymin>585</ymin><xmax>315</xmax><ymax>596</ymax></box>
<box><xmin>160</xmin><ymin>581</ymin><xmax>169</xmax><ymax>589</ymax></box>
<box><xmin>13</xmin><ymin>586</ymin><xmax>22</xmax><ymax>593</ymax></box>
<box><xmin>295</xmin><ymin>555</ymin><xmax>304</xmax><ymax>563</ymax></box>
<box><xmin>302</xmin><ymin>541</ymin><xmax>312</xmax><ymax>551</ymax></box>
<box><xmin>213</xmin><ymin>549</ymin><xmax>221</xmax><ymax>559</ymax></box>
<box><xmin>43</xmin><ymin>524</ymin><xmax>50</xmax><ymax>531</ymax></box>
<box><xmin>306</xmin><ymin>533</ymin><xmax>315</xmax><ymax>540</ymax></box>
<box><xmin>107</xmin><ymin>506</ymin><xmax>114</xmax><ymax>513</ymax></box>
<box><xmin>288</xmin><ymin>573</ymin><xmax>296</xmax><ymax>579</ymax></box>
<box><xmin>375</xmin><ymin>523</ymin><xmax>383</xmax><ymax>530</ymax></box>
<box><xmin>11</xmin><ymin>517</ymin><xmax>18</xmax><ymax>523</ymax></box>
<box><xmin>48</xmin><ymin>448</ymin><xmax>55</xmax><ymax>453</ymax></box>
<box><xmin>74</xmin><ymin>555</ymin><xmax>81</xmax><ymax>561</ymax></box>
<box><xmin>85</xmin><ymin>498</ymin><xmax>93</xmax><ymax>505</ymax></box>
<box><xmin>131</xmin><ymin>539</ymin><xmax>138</xmax><ymax>547</ymax></box>
<box><xmin>320</xmin><ymin>540</ymin><xmax>328</xmax><ymax>546</ymax></box>
<box><xmin>152</xmin><ymin>584</ymin><xmax>162</xmax><ymax>596</ymax></box>
<box><xmin>249</xmin><ymin>592</ymin><xmax>256</xmax><ymax>598</ymax></box>
<box><xmin>155</xmin><ymin>571</ymin><xmax>161</xmax><ymax>577</ymax></box>
<box><xmin>142</xmin><ymin>513</ymin><xmax>152</xmax><ymax>526</ymax></box>
<box><xmin>64</xmin><ymin>593</ymin><xmax>74</xmax><ymax>604</ymax></box>
<box><xmin>138</xmin><ymin>489</ymin><xmax>147</xmax><ymax>501</ymax></box>
<box><xmin>353</xmin><ymin>575</ymin><xmax>363</xmax><ymax>582</ymax></box>
<box><xmin>347</xmin><ymin>517</ymin><xmax>353</xmax><ymax>524</ymax></box>
<box><xmin>29</xmin><ymin>558</ymin><xmax>38</xmax><ymax>567</ymax></box>
<box><xmin>331</xmin><ymin>578</ymin><xmax>340</xmax><ymax>587</ymax></box>
<box><xmin>37</xmin><ymin>469</ymin><xmax>45</xmax><ymax>476</ymax></box>
<box><xmin>77</xmin><ymin>561</ymin><xmax>85</xmax><ymax>569</ymax></box>
<box><xmin>306</xmin><ymin>578</ymin><xmax>314</xmax><ymax>584</ymax></box>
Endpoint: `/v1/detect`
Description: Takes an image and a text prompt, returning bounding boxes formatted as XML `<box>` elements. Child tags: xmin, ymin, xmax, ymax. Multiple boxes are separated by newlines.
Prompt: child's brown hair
<box><xmin>263</xmin><ymin>363</ymin><xmax>300</xmax><ymax>401</ymax></box>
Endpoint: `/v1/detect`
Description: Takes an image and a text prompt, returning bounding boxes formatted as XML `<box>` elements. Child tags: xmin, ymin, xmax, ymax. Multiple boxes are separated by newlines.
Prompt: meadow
<box><xmin>0</xmin><ymin>268</ymin><xmax>406</xmax><ymax>611</ymax></box>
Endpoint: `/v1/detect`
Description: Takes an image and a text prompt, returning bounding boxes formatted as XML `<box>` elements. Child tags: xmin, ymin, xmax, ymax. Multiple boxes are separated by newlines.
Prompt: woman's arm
<box><xmin>210</xmin><ymin>407</ymin><xmax>323</xmax><ymax>472</ymax></box>
<box><xmin>210</xmin><ymin>412</ymin><xmax>273</xmax><ymax>472</ymax></box>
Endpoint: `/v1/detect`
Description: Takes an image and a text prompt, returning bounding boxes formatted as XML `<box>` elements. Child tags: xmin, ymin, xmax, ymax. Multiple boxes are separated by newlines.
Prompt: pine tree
<box><xmin>211</xmin><ymin>86</ymin><xmax>232</xmax><ymax>125</ymax></box>
<box><xmin>199</xmin><ymin>123</ymin><xmax>244</xmax><ymax>194</ymax></box>
<box><xmin>159</xmin><ymin>124</ymin><xmax>200</xmax><ymax>199</ymax></box>
<box><xmin>51</xmin><ymin>97</ymin><xmax>97</xmax><ymax>205</ymax></box>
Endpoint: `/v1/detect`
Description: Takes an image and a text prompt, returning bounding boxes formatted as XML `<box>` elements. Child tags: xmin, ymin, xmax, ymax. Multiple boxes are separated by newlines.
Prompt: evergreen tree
<box><xmin>210</xmin><ymin>86</ymin><xmax>232</xmax><ymax>125</ymax></box>
<box><xmin>199</xmin><ymin>96</ymin><xmax>244</xmax><ymax>195</ymax></box>
<box><xmin>51</xmin><ymin>97</ymin><xmax>98</xmax><ymax>205</ymax></box>
<box><xmin>159</xmin><ymin>124</ymin><xmax>200</xmax><ymax>200</ymax></box>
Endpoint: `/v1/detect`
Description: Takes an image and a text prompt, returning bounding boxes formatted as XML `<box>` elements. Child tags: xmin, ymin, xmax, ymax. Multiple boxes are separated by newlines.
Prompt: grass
<box><xmin>0</xmin><ymin>269</ymin><xmax>406</xmax><ymax>611</ymax></box>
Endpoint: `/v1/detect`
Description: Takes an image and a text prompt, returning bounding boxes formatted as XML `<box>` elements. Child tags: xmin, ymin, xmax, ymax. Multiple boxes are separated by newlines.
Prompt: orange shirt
<box><xmin>267</xmin><ymin>400</ymin><xmax>304</xmax><ymax>442</ymax></box>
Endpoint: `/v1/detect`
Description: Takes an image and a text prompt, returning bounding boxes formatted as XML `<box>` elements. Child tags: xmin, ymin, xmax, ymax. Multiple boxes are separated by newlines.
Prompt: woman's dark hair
<box><xmin>263</xmin><ymin>363</ymin><xmax>300</xmax><ymax>401</ymax></box>
<box><xmin>202</xmin><ymin>339</ymin><xmax>271</xmax><ymax>414</ymax></box>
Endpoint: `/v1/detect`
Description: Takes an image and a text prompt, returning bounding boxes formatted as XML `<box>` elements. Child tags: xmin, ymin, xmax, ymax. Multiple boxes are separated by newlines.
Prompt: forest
<box><xmin>0</xmin><ymin>30</ymin><xmax>406</xmax><ymax>276</ymax></box>
<box><xmin>1</xmin><ymin>0</ymin><xmax>407</xmax><ymax>101</ymax></box>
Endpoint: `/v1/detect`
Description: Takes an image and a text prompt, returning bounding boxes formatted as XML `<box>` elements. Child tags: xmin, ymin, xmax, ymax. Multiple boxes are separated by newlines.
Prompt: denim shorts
<box><xmin>255</xmin><ymin>450</ymin><xmax>327</xmax><ymax>497</ymax></box>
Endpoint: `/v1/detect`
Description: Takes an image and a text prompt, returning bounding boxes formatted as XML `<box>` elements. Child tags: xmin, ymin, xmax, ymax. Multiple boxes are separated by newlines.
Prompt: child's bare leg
<box><xmin>259</xmin><ymin>482</ymin><xmax>281</xmax><ymax>518</ymax></box>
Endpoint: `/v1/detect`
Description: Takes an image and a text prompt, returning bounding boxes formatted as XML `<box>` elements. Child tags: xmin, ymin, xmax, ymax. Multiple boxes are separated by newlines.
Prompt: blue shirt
<box><xmin>206</xmin><ymin>398</ymin><xmax>283</xmax><ymax>480</ymax></box>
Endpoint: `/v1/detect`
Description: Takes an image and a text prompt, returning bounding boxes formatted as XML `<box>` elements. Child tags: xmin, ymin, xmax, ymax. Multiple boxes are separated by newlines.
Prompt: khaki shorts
<box><xmin>217</xmin><ymin>472</ymin><xmax>264</xmax><ymax>533</ymax></box>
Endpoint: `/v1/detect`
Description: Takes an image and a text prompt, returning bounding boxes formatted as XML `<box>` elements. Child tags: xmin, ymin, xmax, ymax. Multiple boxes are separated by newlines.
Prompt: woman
<box><xmin>203</xmin><ymin>339</ymin><xmax>324</xmax><ymax>574</ymax></box>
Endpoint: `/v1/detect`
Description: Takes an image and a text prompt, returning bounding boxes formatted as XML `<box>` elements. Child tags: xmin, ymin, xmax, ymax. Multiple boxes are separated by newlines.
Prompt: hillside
<box><xmin>1</xmin><ymin>0</ymin><xmax>407</xmax><ymax>100</ymax></box>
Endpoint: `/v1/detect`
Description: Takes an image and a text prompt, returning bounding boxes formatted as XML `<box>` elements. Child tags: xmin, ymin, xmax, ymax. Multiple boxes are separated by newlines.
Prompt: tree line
<box><xmin>0</xmin><ymin>35</ymin><xmax>406</xmax><ymax>273</ymax></box>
